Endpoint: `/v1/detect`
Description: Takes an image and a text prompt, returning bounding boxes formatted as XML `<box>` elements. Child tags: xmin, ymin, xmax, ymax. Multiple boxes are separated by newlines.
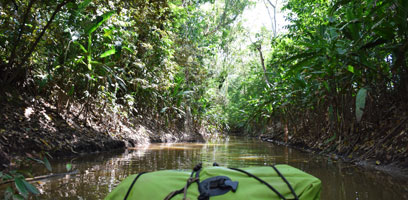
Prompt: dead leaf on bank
<box><xmin>376</xmin><ymin>160</ymin><xmax>381</xmax><ymax>165</ymax></box>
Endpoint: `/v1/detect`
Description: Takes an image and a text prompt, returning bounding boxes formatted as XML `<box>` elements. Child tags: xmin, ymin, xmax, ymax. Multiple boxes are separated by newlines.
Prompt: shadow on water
<box><xmin>6</xmin><ymin>137</ymin><xmax>408</xmax><ymax>199</ymax></box>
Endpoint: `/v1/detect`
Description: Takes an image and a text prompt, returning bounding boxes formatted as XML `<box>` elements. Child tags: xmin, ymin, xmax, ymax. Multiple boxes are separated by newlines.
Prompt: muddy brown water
<box><xmin>9</xmin><ymin>137</ymin><xmax>408</xmax><ymax>199</ymax></box>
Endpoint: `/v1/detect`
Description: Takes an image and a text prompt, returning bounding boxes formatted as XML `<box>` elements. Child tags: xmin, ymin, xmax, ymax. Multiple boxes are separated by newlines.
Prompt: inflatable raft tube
<box><xmin>105</xmin><ymin>164</ymin><xmax>321</xmax><ymax>200</ymax></box>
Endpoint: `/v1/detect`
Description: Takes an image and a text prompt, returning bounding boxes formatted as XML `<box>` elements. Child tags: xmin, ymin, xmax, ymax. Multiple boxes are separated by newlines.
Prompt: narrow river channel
<box><xmin>30</xmin><ymin>137</ymin><xmax>408</xmax><ymax>199</ymax></box>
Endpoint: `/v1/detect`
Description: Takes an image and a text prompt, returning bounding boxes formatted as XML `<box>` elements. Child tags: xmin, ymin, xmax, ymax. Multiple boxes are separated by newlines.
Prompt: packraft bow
<box><xmin>105</xmin><ymin>163</ymin><xmax>321</xmax><ymax>200</ymax></box>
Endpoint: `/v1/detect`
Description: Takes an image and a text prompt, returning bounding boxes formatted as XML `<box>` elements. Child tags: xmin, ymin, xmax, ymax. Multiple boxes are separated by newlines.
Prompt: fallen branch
<box><xmin>0</xmin><ymin>169</ymin><xmax>79</xmax><ymax>186</ymax></box>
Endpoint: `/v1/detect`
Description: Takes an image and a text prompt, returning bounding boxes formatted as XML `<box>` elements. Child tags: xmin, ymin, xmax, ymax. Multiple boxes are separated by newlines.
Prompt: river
<box><xmin>27</xmin><ymin>137</ymin><xmax>408</xmax><ymax>199</ymax></box>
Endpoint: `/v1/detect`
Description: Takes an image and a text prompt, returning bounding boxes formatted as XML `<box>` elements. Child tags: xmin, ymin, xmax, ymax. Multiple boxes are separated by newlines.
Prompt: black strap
<box><xmin>229</xmin><ymin>168</ymin><xmax>287</xmax><ymax>200</ymax></box>
<box><xmin>164</xmin><ymin>163</ymin><xmax>202</xmax><ymax>200</ymax></box>
<box><xmin>124</xmin><ymin>172</ymin><xmax>147</xmax><ymax>200</ymax></box>
<box><xmin>271</xmin><ymin>165</ymin><xmax>299</xmax><ymax>200</ymax></box>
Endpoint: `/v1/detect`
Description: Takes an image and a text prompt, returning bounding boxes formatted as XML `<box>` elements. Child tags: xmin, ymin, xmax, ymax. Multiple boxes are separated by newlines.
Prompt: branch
<box><xmin>266</xmin><ymin>0</ymin><xmax>276</xmax><ymax>9</ymax></box>
<box><xmin>266</xmin><ymin>0</ymin><xmax>277</xmax><ymax>36</ymax></box>
<box><xmin>19</xmin><ymin>0</ymin><xmax>74</xmax><ymax>68</ymax></box>
<box><xmin>0</xmin><ymin>170</ymin><xmax>79</xmax><ymax>186</ymax></box>
<box><xmin>8</xmin><ymin>0</ymin><xmax>38</xmax><ymax>69</ymax></box>
<box><xmin>263</xmin><ymin>0</ymin><xmax>275</xmax><ymax>34</ymax></box>
<box><xmin>204</xmin><ymin>0</ymin><xmax>240</xmax><ymax>37</ymax></box>
<box><xmin>204</xmin><ymin>14</ymin><xmax>239</xmax><ymax>37</ymax></box>
<box><xmin>256</xmin><ymin>44</ymin><xmax>271</xmax><ymax>87</ymax></box>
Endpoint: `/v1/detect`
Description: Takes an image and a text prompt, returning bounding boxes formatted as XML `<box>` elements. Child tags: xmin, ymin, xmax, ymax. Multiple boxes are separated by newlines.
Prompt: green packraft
<box><xmin>105</xmin><ymin>164</ymin><xmax>321</xmax><ymax>200</ymax></box>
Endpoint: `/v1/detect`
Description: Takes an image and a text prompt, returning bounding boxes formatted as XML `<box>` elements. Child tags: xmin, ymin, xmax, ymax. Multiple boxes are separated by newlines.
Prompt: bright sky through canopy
<box><xmin>242</xmin><ymin>0</ymin><xmax>288</xmax><ymax>36</ymax></box>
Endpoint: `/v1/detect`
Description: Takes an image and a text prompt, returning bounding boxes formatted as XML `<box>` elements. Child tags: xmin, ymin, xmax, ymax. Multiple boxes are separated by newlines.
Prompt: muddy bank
<box><xmin>258</xmin><ymin>121</ymin><xmax>408</xmax><ymax>176</ymax></box>
<box><xmin>0</xmin><ymin>92</ymin><xmax>204</xmax><ymax>169</ymax></box>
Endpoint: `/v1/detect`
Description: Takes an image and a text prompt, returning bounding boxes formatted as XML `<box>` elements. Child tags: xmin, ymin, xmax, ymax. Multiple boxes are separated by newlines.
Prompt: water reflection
<box><xmin>5</xmin><ymin>137</ymin><xmax>408</xmax><ymax>200</ymax></box>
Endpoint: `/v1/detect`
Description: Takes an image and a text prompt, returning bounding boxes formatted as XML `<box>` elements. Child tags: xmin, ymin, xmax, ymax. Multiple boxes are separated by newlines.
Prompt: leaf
<box><xmin>14</xmin><ymin>177</ymin><xmax>28</xmax><ymax>198</ymax></box>
<box><xmin>78</xmin><ymin>0</ymin><xmax>92</xmax><ymax>12</ymax></box>
<box><xmin>324</xmin><ymin>132</ymin><xmax>336</xmax><ymax>144</ymax></box>
<box><xmin>123</xmin><ymin>46</ymin><xmax>135</xmax><ymax>54</ymax></box>
<box><xmin>12</xmin><ymin>194</ymin><xmax>24</xmax><ymax>200</ymax></box>
<box><xmin>160</xmin><ymin>107</ymin><xmax>169</xmax><ymax>113</ymax></box>
<box><xmin>4</xmin><ymin>186</ymin><xmax>13</xmax><ymax>199</ymax></box>
<box><xmin>376</xmin><ymin>160</ymin><xmax>381</xmax><ymax>165</ymax></box>
<box><xmin>86</xmin><ymin>11</ymin><xmax>115</xmax><ymax>34</ymax></box>
<box><xmin>100</xmin><ymin>48</ymin><xmax>116</xmax><ymax>58</ymax></box>
<box><xmin>74</xmin><ymin>42</ymin><xmax>88</xmax><ymax>53</ymax></box>
<box><xmin>43</xmin><ymin>157</ymin><xmax>52</xmax><ymax>172</ymax></box>
<box><xmin>336</xmin><ymin>48</ymin><xmax>346</xmax><ymax>55</ymax></box>
<box><xmin>66</xmin><ymin>163</ymin><xmax>72</xmax><ymax>172</ymax></box>
<box><xmin>347</xmin><ymin>65</ymin><xmax>354</xmax><ymax>73</ymax></box>
<box><xmin>182</xmin><ymin>91</ymin><xmax>194</xmax><ymax>96</ymax></box>
<box><xmin>22</xmin><ymin>179</ymin><xmax>40</xmax><ymax>195</ymax></box>
<box><xmin>356</xmin><ymin>88</ymin><xmax>367</xmax><ymax>122</ymax></box>
<box><xmin>3</xmin><ymin>173</ymin><xmax>13</xmax><ymax>180</ymax></box>
<box><xmin>28</xmin><ymin>157</ymin><xmax>44</xmax><ymax>165</ymax></box>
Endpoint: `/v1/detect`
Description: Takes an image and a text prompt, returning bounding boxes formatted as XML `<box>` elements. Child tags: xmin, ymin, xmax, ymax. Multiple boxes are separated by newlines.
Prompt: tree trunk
<box><xmin>256</xmin><ymin>45</ymin><xmax>271</xmax><ymax>87</ymax></box>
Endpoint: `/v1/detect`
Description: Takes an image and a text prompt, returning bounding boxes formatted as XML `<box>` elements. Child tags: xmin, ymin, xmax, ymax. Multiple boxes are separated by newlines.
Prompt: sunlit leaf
<box><xmin>100</xmin><ymin>49</ymin><xmax>116</xmax><ymax>58</ymax></box>
<box><xmin>123</xmin><ymin>46</ymin><xmax>135</xmax><ymax>54</ymax></box>
<box><xmin>86</xmin><ymin>11</ymin><xmax>115</xmax><ymax>34</ymax></box>
<box><xmin>66</xmin><ymin>163</ymin><xmax>72</xmax><ymax>172</ymax></box>
<box><xmin>347</xmin><ymin>65</ymin><xmax>354</xmax><ymax>73</ymax></box>
<box><xmin>74</xmin><ymin>42</ymin><xmax>88</xmax><ymax>53</ymax></box>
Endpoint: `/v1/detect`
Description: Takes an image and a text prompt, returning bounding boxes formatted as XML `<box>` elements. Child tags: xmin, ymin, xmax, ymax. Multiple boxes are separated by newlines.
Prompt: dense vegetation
<box><xmin>206</xmin><ymin>0</ymin><xmax>408</xmax><ymax>164</ymax></box>
<box><xmin>0</xmin><ymin>0</ymin><xmax>251</xmax><ymax>134</ymax></box>
<box><xmin>1</xmin><ymin>0</ymin><xmax>408</xmax><ymax>198</ymax></box>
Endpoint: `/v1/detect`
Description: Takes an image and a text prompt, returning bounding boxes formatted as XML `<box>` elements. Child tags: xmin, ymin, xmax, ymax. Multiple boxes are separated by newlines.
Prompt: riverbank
<box><xmin>258</xmin><ymin>117</ymin><xmax>408</xmax><ymax>177</ymax></box>
<box><xmin>0</xmin><ymin>91</ymin><xmax>205</xmax><ymax>169</ymax></box>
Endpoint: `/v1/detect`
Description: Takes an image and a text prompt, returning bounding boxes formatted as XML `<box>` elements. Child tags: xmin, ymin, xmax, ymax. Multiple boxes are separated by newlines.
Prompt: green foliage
<box><xmin>203</xmin><ymin>0</ymin><xmax>408</xmax><ymax>139</ymax></box>
<box><xmin>66</xmin><ymin>163</ymin><xmax>72</xmax><ymax>172</ymax></box>
<box><xmin>1</xmin><ymin>155</ymin><xmax>51</xmax><ymax>199</ymax></box>
<box><xmin>0</xmin><ymin>0</ymin><xmax>251</xmax><ymax>136</ymax></box>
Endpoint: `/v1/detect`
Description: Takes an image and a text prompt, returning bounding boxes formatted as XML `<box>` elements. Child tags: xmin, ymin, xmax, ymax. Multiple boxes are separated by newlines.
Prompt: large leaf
<box><xmin>86</xmin><ymin>11</ymin><xmax>115</xmax><ymax>34</ymax></box>
<box><xmin>22</xmin><ymin>179</ymin><xmax>40</xmax><ymax>195</ymax></box>
<box><xmin>14</xmin><ymin>177</ymin><xmax>28</xmax><ymax>198</ymax></box>
<box><xmin>356</xmin><ymin>88</ymin><xmax>367</xmax><ymax>122</ymax></box>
